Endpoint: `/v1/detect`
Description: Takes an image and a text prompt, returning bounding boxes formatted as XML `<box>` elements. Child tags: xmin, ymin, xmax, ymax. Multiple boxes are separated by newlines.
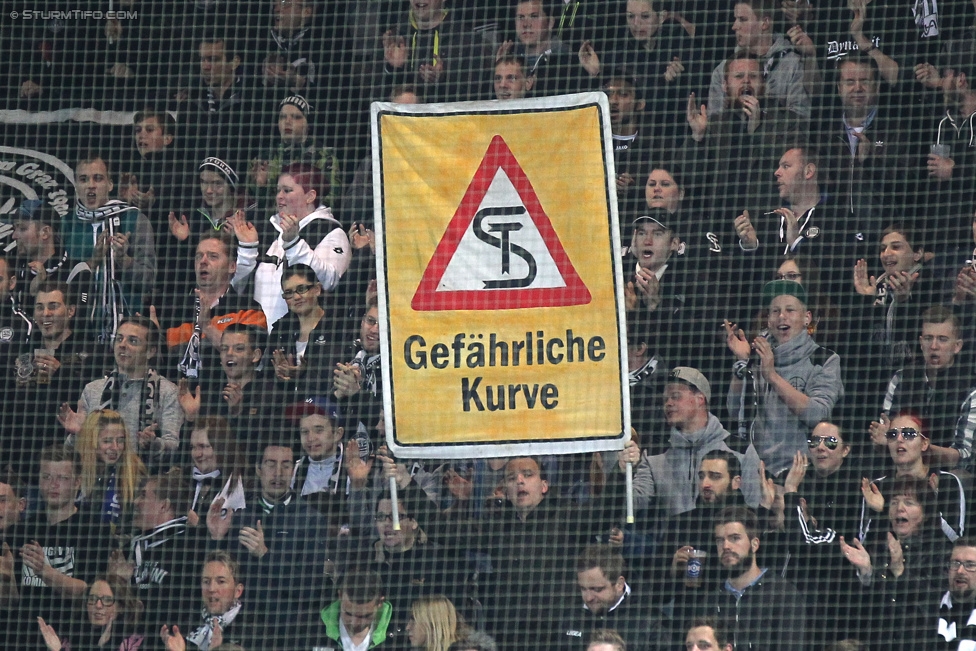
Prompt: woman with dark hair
<box><xmin>269</xmin><ymin>263</ymin><xmax>341</xmax><ymax>394</ymax></box>
<box><xmin>859</xmin><ymin>412</ymin><xmax>968</xmax><ymax>545</ymax></box>
<box><xmin>186</xmin><ymin>416</ymin><xmax>247</xmax><ymax>520</ymax></box>
<box><xmin>229</xmin><ymin>162</ymin><xmax>351</xmax><ymax>325</ymax></box>
<box><xmin>840</xmin><ymin>475</ymin><xmax>950</xmax><ymax>649</ymax></box>
<box><xmin>37</xmin><ymin>575</ymin><xmax>145</xmax><ymax>650</ymax></box>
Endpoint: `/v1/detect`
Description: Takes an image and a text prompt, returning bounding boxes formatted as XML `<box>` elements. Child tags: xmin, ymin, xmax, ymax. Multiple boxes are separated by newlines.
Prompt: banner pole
<box><xmin>625</xmin><ymin>462</ymin><xmax>635</xmax><ymax>524</ymax></box>
<box><xmin>389</xmin><ymin>476</ymin><xmax>402</xmax><ymax>531</ymax></box>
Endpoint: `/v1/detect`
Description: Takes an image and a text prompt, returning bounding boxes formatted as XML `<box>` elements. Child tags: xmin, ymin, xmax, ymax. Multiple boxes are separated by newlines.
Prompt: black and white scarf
<box><xmin>187</xmin><ymin>601</ymin><xmax>242</xmax><ymax>650</ymax></box>
<box><xmin>179</xmin><ymin>294</ymin><xmax>203</xmax><ymax>379</ymax></box>
<box><xmin>191</xmin><ymin>468</ymin><xmax>221</xmax><ymax>511</ymax></box>
<box><xmin>97</xmin><ymin>368</ymin><xmax>160</xmax><ymax>434</ymax></box>
<box><xmin>76</xmin><ymin>200</ymin><xmax>132</xmax><ymax>342</ymax></box>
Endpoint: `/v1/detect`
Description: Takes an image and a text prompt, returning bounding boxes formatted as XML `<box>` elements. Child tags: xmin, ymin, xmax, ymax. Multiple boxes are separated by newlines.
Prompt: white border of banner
<box><xmin>370</xmin><ymin>92</ymin><xmax>630</xmax><ymax>459</ymax></box>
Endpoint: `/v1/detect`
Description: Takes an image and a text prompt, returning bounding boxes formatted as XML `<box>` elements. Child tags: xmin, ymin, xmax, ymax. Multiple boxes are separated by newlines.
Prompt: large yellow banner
<box><xmin>372</xmin><ymin>94</ymin><xmax>628</xmax><ymax>458</ymax></box>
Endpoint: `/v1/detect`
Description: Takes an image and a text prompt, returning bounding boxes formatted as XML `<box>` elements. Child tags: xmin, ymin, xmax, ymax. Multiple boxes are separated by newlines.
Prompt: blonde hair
<box><xmin>77</xmin><ymin>410</ymin><xmax>146</xmax><ymax>510</ymax></box>
<box><xmin>411</xmin><ymin>596</ymin><xmax>462</xmax><ymax>651</ymax></box>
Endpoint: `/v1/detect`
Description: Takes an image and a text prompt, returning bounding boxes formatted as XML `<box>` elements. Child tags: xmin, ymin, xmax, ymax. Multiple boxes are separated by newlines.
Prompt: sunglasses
<box><xmin>807</xmin><ymin>436</ymin><xmax>840</xmax><ymax>450</ymax></box>
<box><xmin>885</xmin><ymin>428</ymin><xmax>925</xmax><ymax>441</ymax></box>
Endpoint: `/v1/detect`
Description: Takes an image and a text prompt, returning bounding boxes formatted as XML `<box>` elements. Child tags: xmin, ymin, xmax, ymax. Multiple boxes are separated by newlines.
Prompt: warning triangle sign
<box><xmin>411</xmin><ymin>135</ymin><xmax>592</xmax><ymax>311</ymax></box>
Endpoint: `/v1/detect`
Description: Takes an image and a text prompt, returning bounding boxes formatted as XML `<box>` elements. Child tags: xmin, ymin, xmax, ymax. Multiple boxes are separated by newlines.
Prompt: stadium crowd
<box><xmin>1</xmin><ymin>0</ymin><xmax>976</xmax><ymax>649</ymax></box>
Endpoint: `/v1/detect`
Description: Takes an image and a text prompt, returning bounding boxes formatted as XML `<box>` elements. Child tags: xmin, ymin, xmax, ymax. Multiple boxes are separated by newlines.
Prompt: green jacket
<box><xmin>320</xmin><ymin>600</ymin><xmax>394</xmax><ymax>649</ymax></box>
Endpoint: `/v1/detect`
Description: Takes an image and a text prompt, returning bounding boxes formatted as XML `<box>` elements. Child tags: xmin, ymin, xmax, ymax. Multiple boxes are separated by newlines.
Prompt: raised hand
<box><xmin>206</xmin><ymin>497</ymin><xmax>232</xmax><ymax>540</ymax></box>
<box><xmin>333</xmin><ymin>363</ymin><xmax>362</xmax><ymax>398</ymax></box>
<box><xmin>887</xmin><ymin>269</ymin><xmax>919</xmax><ymax>302</ymax></box>
<box><xmin>861</xmin><ymin>477</ymin><xmax>884</xmax><ymax>512</ymax></box>
<box><xmin>578</xmin><ymin>40</ymin><xmax>601</xmax><ymax>76</ymax></box>
<box><xmin>37</xmin><ymin>617</ymin><xmax>63</xmax><ymax>651</ymax></box>
<box><xmin>226</xmin><ymin>210</ymin><xmax>258</xmax><ymax>244</ymax></box>
<box><xmin>753</xmin><ymin>336</ymin><xmax>776</xmax><ymax>380</ymax></box>
<box><xmin>278</xmin><ymin>213</ymin><xmax>301</xmax><ymax>243</ymax></box>
<box><xmin>739</xmin><ymin>93</ymin><xmax>762</xmax><ymax>133</ymax></box>
<box><xmin>348</xmin><ymin>223</ymin><xmax>375</xmax><ymax>252</ymax></box>
<box><xmin>839</xmin><ymin>535</ymin><xmax>872</xmax><ymax>575</ymax></box>
<box><xmin>734</xmin><ymin>210</ymin><xmax>758</xmax><ymax>249</ymax></box>
<box><xmin>784</xmin><ymin>450</ymin><xmax>808</xmax><ymax>494</ymax></box>
<box><xmin>868</xmin><ymin>412</ymin><xmax>890</xmax><ymax>447</ymax></box>
<box><xmin>686</xmin><ymin>93</ymin><xmax>708</xmax><ymax>141</ymax></box>
<box><xmin>239</xmin><ymin>520</ymin><xmax>268</xmax><ymax>558</ymax></box>
<box><xmin>853</xmin><ymin>259</ymin><xmax>878</xmax><ymax>296</ymax></box>
<box><xmin>57</xmin><ymin>403</ymin><xmax>84</xmax><ymax>434</ymax></box>
<box><xmin>272</xmin><ymin>349</ymin><xmax>304</xmax><ymax>381</ymax></box>
<box><xmin>168</xmin><ymin>212</ymin><xmax>190</xmax><ymax>242</ymax></box>
<box><xmin>663</xmin><ymin>57</ymin><xmax>684</xmax><ymax>82</ymax></box>
<box><xmin>725</xmin><ymin>320</ymin><xmax>752</xmax><ymax>361</ymax></box>
<box><xmin>160</xmin><ymin>625</ymin><xmax>187</xmax><ymax>651</ymax></box>
<box><xmin>383</xmin><ymin>31</ymin><xmax>408</xmax><ymax>68</ymax></box>
<box><xmin>887</xmin><ymin>531</ymin><xmax>905</xmax><ymax>577</ymax></box>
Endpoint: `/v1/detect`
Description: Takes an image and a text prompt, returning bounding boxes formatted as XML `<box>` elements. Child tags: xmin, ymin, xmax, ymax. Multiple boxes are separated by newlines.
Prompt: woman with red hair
<box><xmin>229</xmin><ymin>162</ymin><xmax>351</xmax><ymax>325</ymax></box>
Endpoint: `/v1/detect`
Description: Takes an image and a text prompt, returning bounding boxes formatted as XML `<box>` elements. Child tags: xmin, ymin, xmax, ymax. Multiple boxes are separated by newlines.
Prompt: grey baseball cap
<box><xmin>668</xmin><ymin>366</ymin><xmax>711</xmax><ymax>403</ymax></box>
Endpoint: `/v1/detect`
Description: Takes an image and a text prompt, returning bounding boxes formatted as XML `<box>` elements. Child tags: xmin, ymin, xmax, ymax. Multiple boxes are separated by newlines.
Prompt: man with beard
<box><xmin>645</xmin><ymin>367</ymin><xmax>761</xmax><ymax>517</ymax></box>
<box><xmin>554</xmin><ymin>544</ymin><xmax>658</xmax><ymax>651</ymax></box>
<box><xmin>936</xmin><ymin>537</ymin><xmax>976</xmax><ymax>648</ymax></box>
<box><xmin>707</xmin><ymin>0</ymin><xmax>809</xmax><ymax>119</ymax></box>
<box><xmin>656</xmin><ymin>451</ymin><xmax>772</xmax><ymax>609</ymax></box>
<box><xmin>701</xmin><ymin>505</ymin><xmax>806</xmax><ymax>650</ymax></box>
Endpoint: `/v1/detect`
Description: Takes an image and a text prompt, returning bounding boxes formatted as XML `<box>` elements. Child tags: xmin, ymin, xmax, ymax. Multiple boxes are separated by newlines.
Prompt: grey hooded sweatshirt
<box><xmin>729</xmin><ymin>330</ymin><xmax>844</xmax><ymax>476</ymax></box>
<box><xmin>645</xmin><ymin>413</ymin><xmax>761</xmax><ymax>515</ymax></box>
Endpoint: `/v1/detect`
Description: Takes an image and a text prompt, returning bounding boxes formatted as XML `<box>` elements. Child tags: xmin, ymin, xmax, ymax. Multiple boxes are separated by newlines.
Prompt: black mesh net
<box><xmin>0</xmin><ymin>0</ymin><xmax>973</xmax><ymax>650</ymax></box>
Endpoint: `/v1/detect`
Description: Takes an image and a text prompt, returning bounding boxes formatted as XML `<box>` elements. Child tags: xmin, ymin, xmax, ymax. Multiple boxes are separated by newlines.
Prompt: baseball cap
<box><xmin>668</xmin><ymin>366</ymin><xmax>711</xmax><ymax>403</ymax></box>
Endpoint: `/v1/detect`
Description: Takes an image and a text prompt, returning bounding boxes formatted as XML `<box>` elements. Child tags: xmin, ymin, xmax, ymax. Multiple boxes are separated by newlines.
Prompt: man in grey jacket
<box><xmin>642</xmin><ymin>367</ymin><xmax>761</xmax><ymax>516</ymax></box>
<box><xmin>726</xmin><ymin>280</ymin><xmax>844</xmax><ymax>477</ymax></box>
<box><xmin>706</xmin><ymin>0</ymin><xmax>810</xmax><ymax>120</ymax></box>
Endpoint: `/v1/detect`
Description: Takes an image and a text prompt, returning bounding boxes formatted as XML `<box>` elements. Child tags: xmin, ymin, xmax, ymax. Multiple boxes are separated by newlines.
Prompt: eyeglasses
<box><xmin>87</xmin><ymin>595</ymin><xmax>116</xmax><ymax>606</ymax></box>
<box><xmin>949</xmin><ymin>560</ymin><xmax>976</xmax><ymax>572</ymax></box>
<box><xmin>281</xmin><ymin>283</ymin><xmax>316</xmax><ymax>299</ymax></box>
<box><xmin>885</xmin><ymin>428</ymin><xmax>925</xmax><ymax>441</ymax></box>
<box><xmin>808</xmin><ymin>436</ymin><xmax>840</xmax><ymax>450</ymax></box>
<box><xmin>374</xmin><ymin>514</ymin><xmax>393</xmax><ymax>523</ymax></box>
<box><xmin>775</xmin><ymin>272</ymin><xmax>803</xmax><ymax>281</ymax></box>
